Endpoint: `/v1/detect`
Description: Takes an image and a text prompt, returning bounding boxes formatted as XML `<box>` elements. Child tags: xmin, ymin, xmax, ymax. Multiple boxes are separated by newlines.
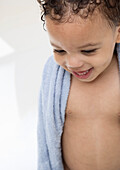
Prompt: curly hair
<box><xmin>37</xmin><ymin>0</ymin><xmax>120</xmax><ymax>29</ymax></box>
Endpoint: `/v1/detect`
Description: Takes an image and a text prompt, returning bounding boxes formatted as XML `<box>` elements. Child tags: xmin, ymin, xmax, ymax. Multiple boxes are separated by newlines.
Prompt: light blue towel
<box><xmin>37</xmin><ymin>43</ymin><xmax>120</xmax><ymax>170</ymax></box>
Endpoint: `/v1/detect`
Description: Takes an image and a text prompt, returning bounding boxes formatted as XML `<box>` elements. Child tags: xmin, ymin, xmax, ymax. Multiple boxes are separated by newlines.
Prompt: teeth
<box><xmin>77</xmin><ymin>70</ymin><xmax>89</xmax><ymax>75</ymax></box>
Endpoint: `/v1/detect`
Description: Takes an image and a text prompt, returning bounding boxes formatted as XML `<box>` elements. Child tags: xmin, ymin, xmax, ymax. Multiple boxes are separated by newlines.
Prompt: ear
<box><xmin>116</xmin><ymin>26</ymin><xmax>120</xmax><ymax>43</ymax></box>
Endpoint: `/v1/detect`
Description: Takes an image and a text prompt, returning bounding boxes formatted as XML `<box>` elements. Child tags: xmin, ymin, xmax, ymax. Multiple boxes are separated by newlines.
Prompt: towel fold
<box><xmin>37</xmin><ymin>43</ymin><xmax>120</xmax><ymax>170</ymax></box>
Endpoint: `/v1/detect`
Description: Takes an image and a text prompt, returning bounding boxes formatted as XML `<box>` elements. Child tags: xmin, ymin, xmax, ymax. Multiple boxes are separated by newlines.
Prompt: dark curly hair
<box><xmin>37</xmin><ymin>0</ymin><xmax>120</xmax><ymax>29</ymax></box>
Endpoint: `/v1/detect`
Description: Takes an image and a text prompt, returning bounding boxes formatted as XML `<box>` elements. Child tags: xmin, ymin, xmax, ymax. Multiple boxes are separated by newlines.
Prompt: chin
<box><xmin>79</xmin><ymin>76</ymin><xmax>98</xmax><ymax>83</ymax></box>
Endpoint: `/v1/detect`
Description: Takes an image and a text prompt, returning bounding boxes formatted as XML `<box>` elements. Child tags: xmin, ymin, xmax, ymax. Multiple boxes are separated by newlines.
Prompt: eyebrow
<box><xmin>50</xmin><ymin>42</ymin><xmax>102</xmax><ymax>49</ymax></box>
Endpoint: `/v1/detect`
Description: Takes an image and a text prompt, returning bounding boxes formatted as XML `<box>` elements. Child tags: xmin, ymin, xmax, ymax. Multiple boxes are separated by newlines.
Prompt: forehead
<box><xmin>46</xmin><ymin>14</ymin><xmax>111</xmax><ymax>49</ymax></box>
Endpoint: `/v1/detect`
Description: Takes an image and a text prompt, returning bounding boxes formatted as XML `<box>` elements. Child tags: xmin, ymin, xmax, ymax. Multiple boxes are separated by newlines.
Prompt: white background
<box><xmin>0</xmin><ymin>0</ymin><xmax>52</xmax><ymax>169</ymax></box>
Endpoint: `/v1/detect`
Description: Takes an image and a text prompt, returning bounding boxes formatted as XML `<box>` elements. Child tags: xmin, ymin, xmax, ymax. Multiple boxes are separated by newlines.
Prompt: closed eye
<box><xmin>53</xmin><ymin>49</ymin><xmax>98</xmax><ymax>55</ymax></box>
<box><xmin>81</xmin><ymin>49</ymin><xmax>97</xmax><ymax>53</ymax></box>
<box><xmin>53</xmin><ymin>49</ymin><xmax>65</xmax><ymax>54</ymax></box>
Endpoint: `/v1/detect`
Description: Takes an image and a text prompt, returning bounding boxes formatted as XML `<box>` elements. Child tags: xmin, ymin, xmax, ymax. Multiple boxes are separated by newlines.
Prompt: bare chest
<box><xmin>65</xmin><ymin>75</ymin><xmax>120</xmax><ymax>121</ymax></box>
<box><xmin>61</xmin><ymin>72</ymin><xmax>120</xmax><ymax>170</ymax></box>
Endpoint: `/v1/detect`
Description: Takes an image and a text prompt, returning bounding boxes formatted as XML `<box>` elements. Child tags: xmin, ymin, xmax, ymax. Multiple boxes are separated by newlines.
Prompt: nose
<box><xmin>65</xmin><ymin>54</ymin><xmax>84</xmax><ymax>71</ymax></box>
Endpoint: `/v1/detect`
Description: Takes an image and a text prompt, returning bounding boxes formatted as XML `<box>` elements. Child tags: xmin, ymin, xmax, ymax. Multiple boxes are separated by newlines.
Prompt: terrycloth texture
<box><xmin>37</xmin><ymin>43</ymin><xmax>120</xmax><ymax>170</ymax></box>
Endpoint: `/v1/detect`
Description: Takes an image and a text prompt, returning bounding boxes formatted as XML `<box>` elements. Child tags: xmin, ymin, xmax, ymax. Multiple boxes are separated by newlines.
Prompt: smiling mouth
<box><xmin>72</xmin><ymin>68</ymin><xmax>93</xmax><ymax>79</ymax></box>
<box><xmin>74</xmin><ymin>68</ymin><xmax>92</xmax><ymax>75</ymax></box>
<box><xmin>75</xmin><ymin>70</ymin><xmax>89</xmax><ymax>75</ymax></box>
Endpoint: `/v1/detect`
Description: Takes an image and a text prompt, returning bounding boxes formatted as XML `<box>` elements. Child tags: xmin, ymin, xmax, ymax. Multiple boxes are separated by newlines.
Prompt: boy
<box><xmin>37</xmin><ymin>0</ymin><xmax>120</xmax><ymax>169</ymax></box>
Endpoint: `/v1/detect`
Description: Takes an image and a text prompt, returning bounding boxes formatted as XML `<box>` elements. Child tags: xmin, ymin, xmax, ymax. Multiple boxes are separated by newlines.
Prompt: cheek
<box><xmin>54</xmin><ymin>54</ymin><xmax>64</xmax><ymax>66</ymax></box>
<box><xmin>97</xmin><ymin>55</ymin><xmax>112</xmax><ymax>69</ymax></box>
<box><xmin>90</xmin><ymin>54</ymin><xmax>110</xmax><ymax>68</ymax></box>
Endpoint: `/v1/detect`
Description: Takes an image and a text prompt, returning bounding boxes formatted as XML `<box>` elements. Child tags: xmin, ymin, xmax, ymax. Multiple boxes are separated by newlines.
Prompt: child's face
<box><xmin>46</xmin><ymin>14</ymin><xmax>120</xmax><ymax>83</ymax></box>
